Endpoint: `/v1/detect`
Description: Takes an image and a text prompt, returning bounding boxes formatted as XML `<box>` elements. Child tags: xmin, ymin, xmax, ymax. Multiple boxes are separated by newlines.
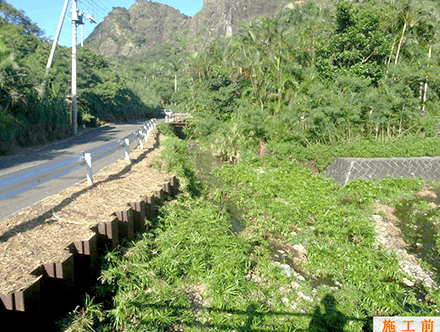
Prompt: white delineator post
<box><xmin>124</xmin><ymin>138</ymin><xmax>130</xmax><ymax>161</ymax></box>
<box><xmin>85</xmin><ymin>153</ymin><xmax>93</xmax><ymax>185</ymax></box>
<box><xmin>143</xmin><ymin>125</ymin><xmax>148</xmax><ymax>142</ymax></box>
<box><xmin>138</xmin><ymin>130</ymin><xmax>144</xmax><ymax>150</ymax></box>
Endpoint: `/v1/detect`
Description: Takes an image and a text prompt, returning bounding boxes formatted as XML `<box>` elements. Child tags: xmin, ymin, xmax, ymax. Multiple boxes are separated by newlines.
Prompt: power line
<box><xmin>81</xmin><ymin>0</ymin><xmax>109</xmax><ymax>19</ymax></box>
<box><xmin>77</xmin><ymin>3</ymin><xmax>102</xmax><ymax>20</ymax></box>
<box><xmin>77</xmin><ymin>0</ymin><xmax>107</xmax><ymax>21</ymax></box>
<box><xmin>93</xmin><ymin>0</ymin><xmax>112</xmax><ymax>14</ymax></box>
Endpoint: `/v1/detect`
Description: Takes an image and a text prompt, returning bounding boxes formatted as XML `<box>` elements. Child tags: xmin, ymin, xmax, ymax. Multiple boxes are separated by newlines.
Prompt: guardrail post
<box><xmin>138</xmin><ymin>130</ymin><xmax>144</xmax><ymax>150</ymax></box>
<box><xmin>0</xmin><ymin>120</ymin><xmax>159</xmax><ymax>201</ymax></box>
<box><xmin>85</xmin><ymin>153</ymin><xmax>93</xmax><ymax>185</ymax></box>
<box><xmin>142</xmin><ymin>126</ymin><xmax>148</xmax><ymax>142</ymax></box>
<box><xmin>124</xmin><ymin>138</ymin><xmax>130</xmax><ymax>162</ymax></box>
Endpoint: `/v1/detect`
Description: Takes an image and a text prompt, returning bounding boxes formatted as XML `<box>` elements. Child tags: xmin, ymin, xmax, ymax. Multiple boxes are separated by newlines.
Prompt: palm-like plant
<box><xmin>0</xmin><ymin>43</ymin><xmax>27</xmax><ymax>109</ymax></box>
<box><xmin>388</xmin><ymin>0</ymin><xmax>438</xmax><ymax>65</ymax></box>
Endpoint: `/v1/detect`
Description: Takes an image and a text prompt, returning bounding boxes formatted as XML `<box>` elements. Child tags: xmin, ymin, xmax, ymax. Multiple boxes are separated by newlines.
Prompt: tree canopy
<box><xmin>0</xmin><ymin>1</ymin><xmax>159</xmax><ymax>155</ymax></box>
<box><xmin>183</xmin><ymin>0</ymin><xmax>440</xmax><ymax>159</ymax></box>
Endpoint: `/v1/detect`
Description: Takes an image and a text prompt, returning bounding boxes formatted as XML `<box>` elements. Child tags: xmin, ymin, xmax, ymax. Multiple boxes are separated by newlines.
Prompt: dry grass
<box><xmin>0</xmin><ymin>130</ymin><xmax>173</xmax><ymax>294</ymax></box>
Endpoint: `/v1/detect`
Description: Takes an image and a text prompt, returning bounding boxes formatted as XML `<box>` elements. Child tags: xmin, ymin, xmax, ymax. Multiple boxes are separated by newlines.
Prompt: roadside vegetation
<box><xmin>58</xmin><ymin>125</ymin><xmax>440</xmax><ymax>332</ymax></box>
<box><xmin>0</xmin><ymin>1</ymin><xmax>161</xmax><ymax>155</ymax></box>
<box><xmin>5</xmin><ymin>0</ymin><xmax>440</xmax><ymax>330</ymax></box>
<box><xmin>187</xmin><ymin>0</ymin><xmax>440</xmax><ymax>161</ymax></box>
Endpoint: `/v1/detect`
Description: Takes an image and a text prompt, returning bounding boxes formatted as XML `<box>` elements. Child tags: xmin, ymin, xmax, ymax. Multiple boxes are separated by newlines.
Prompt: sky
<box><xmin>8</xmin><ymin>0</ymin><xmax>204</xmax><ymax>47</ymax></box>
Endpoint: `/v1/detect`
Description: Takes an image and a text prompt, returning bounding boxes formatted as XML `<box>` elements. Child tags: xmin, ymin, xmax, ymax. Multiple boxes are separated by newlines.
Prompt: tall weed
<box><xmin>61</xmin><ymin>129</ymin><xmax>440</xmax><ymax>332</ymax></box>
<box><xmin>267</xmin><ymin>136</ymin><xmax>440</xmax><ymax>171</ymax></box>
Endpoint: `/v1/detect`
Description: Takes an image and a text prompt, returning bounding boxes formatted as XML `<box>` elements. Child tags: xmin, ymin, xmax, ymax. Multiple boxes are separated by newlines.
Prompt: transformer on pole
<box><xmin>45</xmin><ymin>0</ymin><xmax>97</xmax><ymax>135</ymax></box>
<box><xmin>71</xmin><ymin>4</ymin><xmax>96</xmax><ymax>134</ymax></box>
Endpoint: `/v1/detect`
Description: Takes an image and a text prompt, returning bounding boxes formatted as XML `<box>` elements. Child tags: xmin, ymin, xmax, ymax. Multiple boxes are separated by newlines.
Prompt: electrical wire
<box><xmin>77</xmin><ymin>0</ymin><xmax>107</xmax><ymax>22</ymax></box>
<box><xmin>92</xmin><ymin>0</ymin><xmax>112</xmax><ymax>14</ymax></box>
<box><xmin>86</xmin><ymin>0</ymin><xmax>109</xmax><ymax>14</ymax></box>
<box><xmin>80</xmin><ymin>0</ymin><xmax>109</xmax><ymax>19</ymax></box>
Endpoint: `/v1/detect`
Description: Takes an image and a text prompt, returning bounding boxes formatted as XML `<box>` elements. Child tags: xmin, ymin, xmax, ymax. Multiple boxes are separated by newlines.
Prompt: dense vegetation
<box><xmin>59</xmin><ymin>126</ymin><xmax>440</xmax><ymax>332</ymax></box>
<box><xmin>5</xmin><ymin>0</ymin><xmax>440</xmax><ymax>330</ymax></box>
<box><xmin>0</xmin><ymin>0</ymin><xmax>159</xmax><ymax>155</ymax></box>
<box><xmin>58</xmin><ymin>1</ymin><xmax>440</xmax><ymax>331</ymax></box>
<box><xmin>186</xmin><ymin>0</ymin><xmax>440</xmax><ymax>161</ymax></box>
<box><xmin>118</xmin><ymin>40</ymin><xmax>192</xmax><ymax>113</ymax></box>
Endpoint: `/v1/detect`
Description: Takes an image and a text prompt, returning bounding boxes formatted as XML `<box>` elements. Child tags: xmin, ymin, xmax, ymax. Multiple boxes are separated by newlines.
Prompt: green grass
<box><xmin>267</xmin><ymin>136</ymin><xmax>440</xmax><ymax>171</ymax></box>
<box><xmin>212</xmin><ymin>159</ymin><xmax>440</xmax><ymax>321</ymax></box>
<box><xmin>60</xmin><ymin>134</ymin><xmax>440</xmax><ymax>332</ymax></box>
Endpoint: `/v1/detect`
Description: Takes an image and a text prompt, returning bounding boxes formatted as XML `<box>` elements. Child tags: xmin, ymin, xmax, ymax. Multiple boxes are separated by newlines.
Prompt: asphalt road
<box><xmin>0</xmin><ymin>119</ymin><xmax>162</xmax><ymax>223</ymax></box>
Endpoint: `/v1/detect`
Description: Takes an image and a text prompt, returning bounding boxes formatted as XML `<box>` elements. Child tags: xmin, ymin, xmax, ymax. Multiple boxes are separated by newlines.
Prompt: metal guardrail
<box><xmin>0</xmin><ymin>119</ymin><xmax>157</xmax><ymax>201</ymax></box>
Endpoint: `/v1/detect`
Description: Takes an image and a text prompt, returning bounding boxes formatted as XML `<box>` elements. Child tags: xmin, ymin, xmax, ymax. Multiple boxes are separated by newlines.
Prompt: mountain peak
<box><xmin>85</xmin><ymin>0</ymin><xmax>189</xmax><ymax>59</ymax></box>
<box><xmin>85</xmin><ymin>0</ymin><xmax>290</xmax><ymax>62</ymax></box>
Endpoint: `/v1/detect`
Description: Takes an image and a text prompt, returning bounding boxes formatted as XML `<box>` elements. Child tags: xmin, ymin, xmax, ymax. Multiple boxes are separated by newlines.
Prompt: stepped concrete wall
<box><xmin>325</xmin><ymin>157</ymin><xmax>440</xmax><ymax>185</ymax></box>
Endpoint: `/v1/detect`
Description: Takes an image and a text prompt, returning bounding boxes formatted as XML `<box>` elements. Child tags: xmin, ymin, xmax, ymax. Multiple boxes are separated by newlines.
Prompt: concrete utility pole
<box><xmin>45</xmin><ymin>0</ymin><xmax>96</xmax><ymax>135</ymax></box>
<box><xmin>71</xmin><ymin>0</ymin><xmax>80</xmax><ymax>135</ymax></box>
<box><xmin>70</xmin><ymin>6</ymin><xmax>95</xmax><ymax>133</ymax></box>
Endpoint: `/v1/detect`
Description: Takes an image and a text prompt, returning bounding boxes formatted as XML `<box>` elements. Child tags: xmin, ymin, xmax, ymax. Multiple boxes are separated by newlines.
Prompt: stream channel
<box><xmin>186</xmin><ymin>139</ymin><xmax>245</xmax><ymax>234</ymax></box>
<box><xmin>186</xmin><ymin>139</ymin><xmax>297</xmax><ymax>271</ymax></box>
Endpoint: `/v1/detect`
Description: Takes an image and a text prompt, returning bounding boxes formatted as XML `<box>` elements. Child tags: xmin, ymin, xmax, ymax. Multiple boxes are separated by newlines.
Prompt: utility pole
<box><xmin>81</xmin><ymin>23</ymin><xmax>84</xmax><ymax>47</ymax></box>
<box><xmin>71</xmin><ymin>0</ymin><xmax>82</xmax><ymax>135</ymax></box>
<box><xmin>70</xmin><ymin>6</ymin><xmax>95</xmax><ymax>133</ymax></box>
<box><xmin>45</xmin><ymin>0</ymin><xmax>96</xmax><ymax>135</ymax></box>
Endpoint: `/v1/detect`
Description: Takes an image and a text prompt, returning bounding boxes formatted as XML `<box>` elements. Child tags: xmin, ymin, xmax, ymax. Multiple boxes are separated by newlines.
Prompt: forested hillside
<box><xmin>83</xmin><ymin>0</ymin><xmax>305</xmax><ymax>114</ymax></box>
<box><xmin>185</xmin><ymin>0</ymin><xmax>440</xmax><ymax>163</ymax></box>
<box><xmin>0</xmin><ymin>1</ymin><xmax>159</xmax><ymax>155</ymax></box>
<box><xmin>84</xmin><ymin>1</ymin><xmax>190</xmax><ymax>62</ymax></box>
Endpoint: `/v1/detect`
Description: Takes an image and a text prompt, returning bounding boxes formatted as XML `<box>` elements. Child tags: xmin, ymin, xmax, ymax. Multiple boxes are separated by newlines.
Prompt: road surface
<box><xmin>0</xmin><ymin>119</ymin><xmax>162</xmax><ymax>223</ymax></box>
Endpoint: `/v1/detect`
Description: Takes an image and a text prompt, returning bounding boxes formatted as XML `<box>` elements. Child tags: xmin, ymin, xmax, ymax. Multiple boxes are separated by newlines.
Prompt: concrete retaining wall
<box><xmin>325</xmin><ymin>157</ymin><xmax>440</xmax><ymax>185</ymax></box>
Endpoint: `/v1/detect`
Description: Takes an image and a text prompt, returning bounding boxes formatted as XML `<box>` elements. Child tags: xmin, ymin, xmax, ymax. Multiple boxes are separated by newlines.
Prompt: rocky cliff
<box><xmin>188</xmin><ymin>0</ymin><xmax>289</xmax><ymax>40</ymax></box>
<box><xmin>85</xmin><ymin>0</ymin><xmax>292</xmax><ymax>62</ymax></box>
<box><xmin>84</xmin><ymin>1</ymin><xmax>190</xmax><ymax>60</ymax></box>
